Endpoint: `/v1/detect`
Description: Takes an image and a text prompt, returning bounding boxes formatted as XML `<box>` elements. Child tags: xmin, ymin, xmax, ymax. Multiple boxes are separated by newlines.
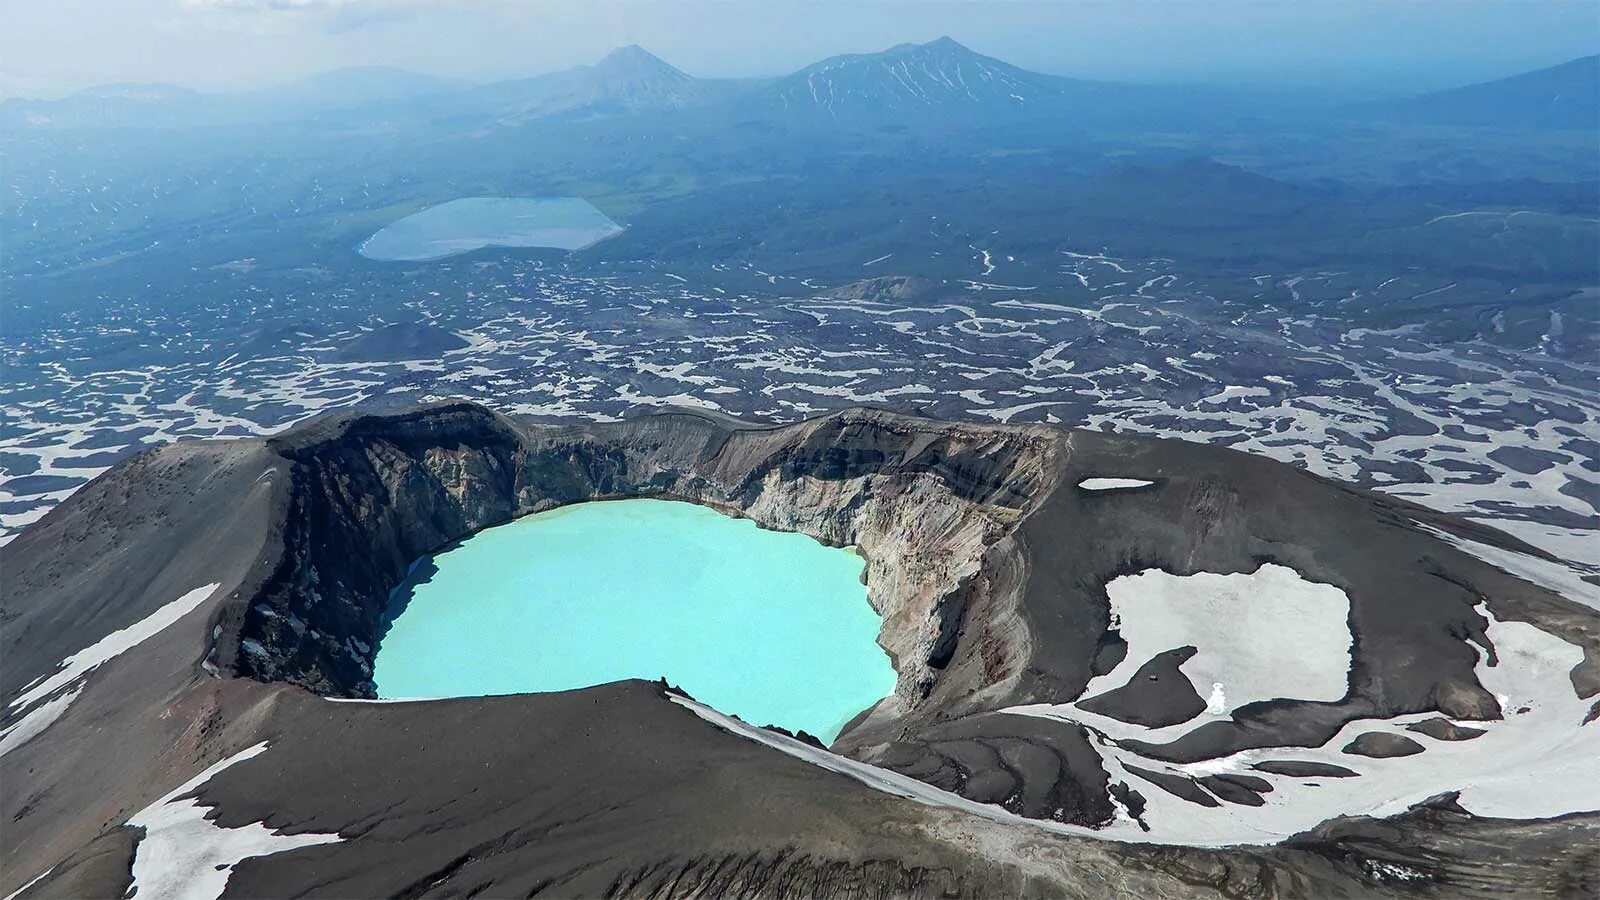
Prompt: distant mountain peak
<box><xmin>881</xmin><ymin>36</ymin><xmax>970</xmax><ymax>57</ymax></box>
<box><xmin>592</xmin><ymin>44</ymin><xmax>689</xmax><ymax>83</ymax></box>
<box><xmin>818</xmin><ymin>275</ymin><xmax>943</xmax><ymax>303</ymax></box>
<box><xmin>770</xmin><ymin>36</ymin><xmax>1059</xmax><ymax>119</ymax></box>
<box><xmin>475</xmin><ymin>42</ymin><xmax>709</xmax><ymax>124</ymax></box>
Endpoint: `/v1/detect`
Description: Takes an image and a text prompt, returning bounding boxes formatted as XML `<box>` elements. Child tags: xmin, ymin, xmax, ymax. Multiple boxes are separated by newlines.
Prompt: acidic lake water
<box><xmin>358</xmin><ymin>196</ymin><xmax>625</xmax><ymax>261</ymax></box>
<box><xmin>373</xmin><ymin>499</ymin><xmax>896</xmax><ymax>742</ymax></box>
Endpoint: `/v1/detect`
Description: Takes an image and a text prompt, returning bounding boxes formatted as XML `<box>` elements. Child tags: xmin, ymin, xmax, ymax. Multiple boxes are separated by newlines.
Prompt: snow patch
<box><xmin>127</xmin><ymin>743</ymin><xmax>343</xmax><ymax>900</ymax></box>
<box><xmin>2</xmin><ymin>583</ymin><xmax>221</xmax><ymax>756</ymax></box>
<box><xmin>0</xmin><ymin>683</ymin><xmax>84</xmax><ymax>757</ymax></box>
<box><xmin>1082</xmin><ymin>564</ymin><xmax>1352</xmax><ymax>723</ymax></box>
<box><xmin>1005</xmin><ymin>602</ymin><xmax>1598</xmax><ymax>844</ymax></box>
<box><xmin>1078</xmin><ymin>478</ymin><xmax>1154</xmax><ymax>491</ymax></box>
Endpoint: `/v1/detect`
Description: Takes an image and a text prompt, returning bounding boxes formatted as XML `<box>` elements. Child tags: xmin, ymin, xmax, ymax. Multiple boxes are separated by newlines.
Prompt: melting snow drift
<box><xmin>1078</xmin><ymin>477</ymin><xmax>1155</xmax><ymax>491</ymax></box>
<box><xmin>127</xmin><ymin>743</ymin><xmax>343</xmax><ymax>900</ymax></box>
<box><xmin>1</xmin><ymin>583</ymin><xmax>221</xmax><ymax>757</ymax></box>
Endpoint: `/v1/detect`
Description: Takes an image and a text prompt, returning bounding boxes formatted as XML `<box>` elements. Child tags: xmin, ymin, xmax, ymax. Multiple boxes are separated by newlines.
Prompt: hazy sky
<box><xmin>3</xmin><ymin>0</ymin><xmax>1597</xmax><ymax>99</ymax></box>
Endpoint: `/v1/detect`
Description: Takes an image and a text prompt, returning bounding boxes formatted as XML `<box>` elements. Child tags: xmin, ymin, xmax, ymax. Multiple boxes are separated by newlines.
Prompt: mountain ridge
<box><xmin>755</xmin><ymin>36</ymin><xmax>1080</xmax><ymax>121</ymax></box>
<box><xmin>6</xmin><ymin>43</ymin><xmax>1595</xmax><ymax>133</ymax></box>
<box><xmin>1364</xmin><ymin>53</ymin><xmax>1600</xmax><ymax>129</ymax></box>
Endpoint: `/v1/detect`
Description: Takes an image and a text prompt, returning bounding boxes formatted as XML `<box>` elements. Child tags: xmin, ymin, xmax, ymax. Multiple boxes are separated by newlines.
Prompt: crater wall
<box><xmin>228</xmin><ymin>403</ymin><xmax>1060</xmax><ymax>730</ymax></box>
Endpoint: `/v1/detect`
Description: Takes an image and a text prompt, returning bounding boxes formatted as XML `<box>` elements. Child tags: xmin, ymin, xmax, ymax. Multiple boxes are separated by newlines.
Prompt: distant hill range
<box><xmin>753</xmin><ymin>37</ymin><xmax>1088</xmax><ymax>121</ymax></box>
<box><xmin>1363</xmin><ymin>54</ymin><xmax>1600</xmax><ymax>130</ymax></box>
<box><xmin>449</xmin><ymin>45</ymin><xmax>744</xmax><ymax>124</ymax></box>
<box><xmin>5</xmin><ymin>41</ymin><xmax>1597</xmax><ymax>133</ymax></box>
<box><xmin>0</xmin><ymin>68</ymin><xmax>458</xmax><ymax>130</ymax></box>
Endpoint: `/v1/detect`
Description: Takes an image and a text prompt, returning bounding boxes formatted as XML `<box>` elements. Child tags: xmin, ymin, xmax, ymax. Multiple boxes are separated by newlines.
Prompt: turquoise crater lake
<box><xmin>373</xmin><ymin>499</ymin><xmax>897</xmax><ymax>742</ymax></box>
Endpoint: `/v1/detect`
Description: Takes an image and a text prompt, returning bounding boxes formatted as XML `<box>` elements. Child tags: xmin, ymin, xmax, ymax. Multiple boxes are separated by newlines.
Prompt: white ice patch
<box><xmin>127</xmin><ymin>743</ymin><xmax>343</xmax><ymax>900</ymax></box>
<box><xmin>2</xmin><ymin>583</ymin><xmax>221</xmax><ymax>756</ymax></box>
<box><xmin>1077</xmin><ymin>478</ymin><xmax>1154</xmax><ymax>491</ymax></box>
<box><xmin>1079</xmin><ymin>564</ymin><xmax>1352</xmax><ymax>724</ymax></box>
<box><xmin>0</xmin><ymin>683</ymin><xmax>83</xmax><ymax>757</ymax></box>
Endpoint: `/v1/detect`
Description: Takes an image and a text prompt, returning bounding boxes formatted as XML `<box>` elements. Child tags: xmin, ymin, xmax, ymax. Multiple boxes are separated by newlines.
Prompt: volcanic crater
<box><xmin>4</xmin><ymin>402</ymin><xmax>1598</xmax><ymax>899</ymax></box>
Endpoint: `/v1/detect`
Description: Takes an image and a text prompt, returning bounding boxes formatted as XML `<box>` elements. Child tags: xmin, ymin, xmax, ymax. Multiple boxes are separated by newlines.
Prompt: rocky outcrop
<box><xmin>1077</xmin><ymin>646</ymin><xmax>1207</xmax><ymax>728</ymax></box>
<box><xmin>1406</xmin><ymin>717</ymin><xmax>1488</xmax><ymax>741</ymax></box>
<box><xmin>815</xmin><ymin>274</ymin><xmax>943</xmax><ymax>303</ymax></box>
<box><xmin>1343</xmin><ymin>733</ymin><xmax>1428</xmax><ymax>759</ymax></box>
<box><xmin>227</xmin><ymin>404</ymin><xmax>527</xmax><ymax>693</ymax></box>
<box><xmin>871</xmin><ymin>713</ymin><xmax>1116</xmax><ymax>827</ymax></box>
<box><xmin>598</xmin><ymin>852</ymin><xmax>974</xmax><ymax>899</ymax></box>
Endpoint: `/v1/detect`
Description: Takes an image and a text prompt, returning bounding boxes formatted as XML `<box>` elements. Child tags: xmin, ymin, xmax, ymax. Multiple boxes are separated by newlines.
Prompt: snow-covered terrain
<box><xmin>1078</xmin><ymin>477</ymin><xmax>1155</xmax><ymax>491</ymax></box>
<box><xmin>678</xmin><ymin>576</ymin><xmax>1599</xmax><ymax>847</ymax></box>
<box><xmin>3</xmin><ymin>252</ymin><xmax>1595</xmax><ymax>578</ymax></box>
<box><xmin>1072</xmin><ymin>565</ymin><xmax>1352</xmax><ymax>724</ymax></box>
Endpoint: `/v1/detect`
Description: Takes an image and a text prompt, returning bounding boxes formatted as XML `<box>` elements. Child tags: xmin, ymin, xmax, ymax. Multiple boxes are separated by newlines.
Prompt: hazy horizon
<box><xmin>4</xmin><ymin>0</ymin><xmax>1597</xmax><ymax>101</ymax></box>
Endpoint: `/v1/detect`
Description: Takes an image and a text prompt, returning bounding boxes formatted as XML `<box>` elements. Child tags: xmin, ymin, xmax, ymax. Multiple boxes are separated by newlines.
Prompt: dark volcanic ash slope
<box><xmin>2</xmin><ymin>403</ymin><xmax>1598</xmax><ymax>899</ymax></box>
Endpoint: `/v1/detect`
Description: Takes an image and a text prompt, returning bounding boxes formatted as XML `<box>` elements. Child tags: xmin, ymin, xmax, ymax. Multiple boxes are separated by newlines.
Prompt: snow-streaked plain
<box><xmin>1419</xmin><ymin>523</ymin><xmax>1600</xmax><ymax>612</ymax></box>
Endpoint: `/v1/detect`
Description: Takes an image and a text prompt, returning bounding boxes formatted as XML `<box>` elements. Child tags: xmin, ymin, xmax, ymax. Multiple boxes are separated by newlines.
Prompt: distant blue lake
<box><xmin>372</xmin><ymin>499</ymin><xmax>895</xmax><ymax>742</ymax></box>
<box><xmin>359</xmin><ymin>197</ymin><xmax>625</xmax><ymax>261</ymax></box>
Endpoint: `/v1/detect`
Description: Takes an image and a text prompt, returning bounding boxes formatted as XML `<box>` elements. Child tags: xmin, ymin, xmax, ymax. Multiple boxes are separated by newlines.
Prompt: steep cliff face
<box><xmin>230</xmin><ymin>404</ymin><xmax>1059</xmax><ymax>724</ymax></box>
<box><xmin>229</xmin><ymin>404</ymin><xmax>527</xmax><ymax>693</ymax></box>
<box><xmin>664</xmin><ymin>413</ymin><xmax>1058</xmax><ymax>706</ymax></box>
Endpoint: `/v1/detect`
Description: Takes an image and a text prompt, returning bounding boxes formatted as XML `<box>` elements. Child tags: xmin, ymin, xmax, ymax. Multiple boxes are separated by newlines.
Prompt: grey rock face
<box><xmin>1077</xmin><ymin>646</ymin><xmax>1207</xmax><ymax>728</ymax></box>
<box><xmin>1251</xmin><ymin>760</ymin><xmax>1361</xmax><ymax>778</ymax></box>
<box><xmin>1406</xmin><ymin>717</ymin><xmax>1489</xmax><ymax>741</ymax></box>
<box><xmin>1343</xmin><ymin>732</ymin><xmax>1428</xmax><ymax>759</ymax></box>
